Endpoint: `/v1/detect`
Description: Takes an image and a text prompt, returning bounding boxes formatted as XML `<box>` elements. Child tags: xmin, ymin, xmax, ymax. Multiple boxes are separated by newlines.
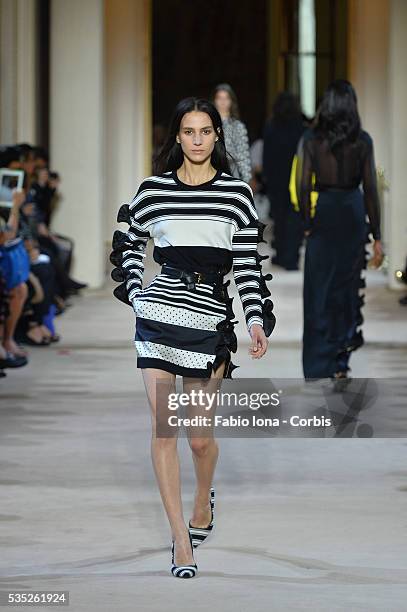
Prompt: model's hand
<box><xmin>249</xmin><ymin>323</ymin><xmax>268</xmax><ymax>359</ymax></box>
<box><xmin>370</xmin><ymin>239</ymin><xmax>384</xmax><ymax>268</ymax></box>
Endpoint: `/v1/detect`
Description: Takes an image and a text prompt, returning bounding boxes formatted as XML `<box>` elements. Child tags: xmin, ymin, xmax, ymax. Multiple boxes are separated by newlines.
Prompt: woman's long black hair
<box><xmin>314</xmin><ymin>79</ymin><xmax>361</xmax><ymax>153</ymax></box>
<box><xmin>153</xmin><ymin>97</ymin><xmax>233</xmax><ymax>175</ymax></box>
<box><xmin>272</xmin><ymin>91</ymin><xmax>302</xmax><ymax>123</ymax></box>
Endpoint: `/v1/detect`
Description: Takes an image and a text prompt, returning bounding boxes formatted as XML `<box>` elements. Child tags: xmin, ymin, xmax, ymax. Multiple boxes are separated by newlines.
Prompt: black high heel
<box><xmin>170</xmin><ymin>530</ymin><xmax>197</xmax><ymax>578</ymax></box>
<box><xmin>188</xmin><ymin>487</ymin><xmax>215</xmax><ymax>548</ymax></box>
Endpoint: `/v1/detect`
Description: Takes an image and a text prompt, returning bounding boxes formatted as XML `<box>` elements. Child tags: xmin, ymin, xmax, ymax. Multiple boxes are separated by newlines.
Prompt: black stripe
<box><xmin>135</xmin><ymin>318</ymin><xmax>219</xmax><ymax>354</ymax></box>
<box><xmin>137</xmin><ymin>357</ymin><xmax>215</xmax><ymax>378</ymax></box>
<box><xmin>138</xmin><ymin>291</ymin><xmax>226</xmax><ymax>317</ymax></box>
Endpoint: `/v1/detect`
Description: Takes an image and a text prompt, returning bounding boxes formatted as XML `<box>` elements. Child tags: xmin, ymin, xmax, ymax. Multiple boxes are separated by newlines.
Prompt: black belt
<box><xmin>161</xmin><ymin>264</ymin><xmax>224</xmax><ymax>290</ymax></box>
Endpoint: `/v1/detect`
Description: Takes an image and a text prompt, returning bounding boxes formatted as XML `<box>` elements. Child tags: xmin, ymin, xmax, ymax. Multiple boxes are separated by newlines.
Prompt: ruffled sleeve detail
<box><xmin>110</xmin><ymin>196</ymin><xmax>151</xmax><ymax>308</ymax></box>
<box><xmin>205</xmin><ymin>279</ymin><xmax>240</xmax><ymax>379</ymax></box>
<box><xmin>335</xmin><ymin>235</ymin><xmax>369</xmax><ymax>364</ymax></box>
<box><xmin>254</xmin><ymin>220</ymin><xmax>276</xmax><ymax>337</ymax></box>
<box><xmin>206</xmin><ymin>216</ymin><xmax>276</xmax><ymax>381</ymax></box>
<box><xmin>232</xmin><ymin>195</ymin><xmax>276</xmax><ymax>336</ymax></box>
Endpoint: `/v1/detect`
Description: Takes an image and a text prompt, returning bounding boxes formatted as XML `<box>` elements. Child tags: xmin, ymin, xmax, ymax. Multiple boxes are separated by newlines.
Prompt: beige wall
<box><xmin>104</xmin><ymin>0</ymin><xmax>152</xmax><ymax>244</ymax></box>
<box><xmin>348</xmin><ymin>0</ymin><xmax>406</xmax><ymax>288</ymax></box>
<box><xmin>50</xmin><ymin>0</ymin><xmax>105</xmax><ymax>287</ymax></box>
<box><xmin>348</xmin><ymin>0</ymin><xmax>390</xmax><ymax>254</ymax></box>
<box><xmin>388</xmin><ymin>0</ymin><xmax>407</xmax><ymax>287</ymax></box>
<box><xmin>0</xmin><ymin>0</ymin><xmax>38</xmax><ymax>144</ymax></box>
<box><xmin>348</xmin><ymin>0</ymin><xmax>390</xmax><ymax>171</ymax></box>
<box><xmin>49</xmin><ymin>0</ymin><xmax>151</xmax><ymax>287</ymax></box>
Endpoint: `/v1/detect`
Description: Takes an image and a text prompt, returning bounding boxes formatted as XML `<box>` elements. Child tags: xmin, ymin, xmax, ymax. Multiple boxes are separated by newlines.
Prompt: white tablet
<box><xmin>0</xmin><ymin>168</ymin><xmax>24</xmax><ymax>208</ymax></box>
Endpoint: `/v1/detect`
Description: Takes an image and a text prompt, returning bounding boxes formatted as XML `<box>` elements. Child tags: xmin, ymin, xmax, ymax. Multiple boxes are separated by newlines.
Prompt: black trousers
<box><xmin>302</xmin><ymin>189</ymin><xmax>368</xmax><ymax>378</ymax></box>
<box><xmin>38</xmin><ymin>236</ymin><xmax>73</xmax><ymax>299</ymax></box>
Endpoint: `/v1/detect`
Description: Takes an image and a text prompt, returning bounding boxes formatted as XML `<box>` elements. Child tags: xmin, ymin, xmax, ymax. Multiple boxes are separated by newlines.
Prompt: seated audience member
<box><xmin>0</xmin><ymin>141</ymin><xmax>87</xmax><ymax>371</ymax></box>
<box><xmin>0</xmin><ymin>192</ymin><xmax>29</xmax><ymax>365</ymax></box>
<box><xmin>15</xmin><ymin>238</ymin><xmax>60</xmax><ymax>346</ymax></box>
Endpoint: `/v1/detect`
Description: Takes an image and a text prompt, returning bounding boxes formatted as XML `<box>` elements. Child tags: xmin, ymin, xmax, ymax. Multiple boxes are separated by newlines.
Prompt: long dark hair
<box><xmin>272</xmin><ymin>91</ymin><xmax>302</xmax><ymax>123</ymax></box>
<box><xmin>153</xmin><ymin>97</ymin><xmax>232</xmax><ymax>175</ymax></box>
<box><xmin>314</xmin><ymin>79</ymin><xmax>361</xmax><ymax>153</ymax></box>
<box><xmin>211</xmin><ymin>83</ymin><xmax>240</xmax><ymax>120</ymax></box>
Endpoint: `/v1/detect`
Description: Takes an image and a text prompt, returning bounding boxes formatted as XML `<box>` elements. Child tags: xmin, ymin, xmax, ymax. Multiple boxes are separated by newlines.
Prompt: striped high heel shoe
<box><xmin>188</xmin><ymin>487</ymin><xmax>215</xmax><ymax>548</ymax></box>
<box><xmin>170</xmin><ymin>530</ymin><xmax>198</xmax><ymax>578</ymax></box>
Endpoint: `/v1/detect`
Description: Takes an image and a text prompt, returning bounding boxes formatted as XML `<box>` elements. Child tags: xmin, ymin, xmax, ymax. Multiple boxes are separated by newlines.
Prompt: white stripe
<box><xmin>132</xmin><ymin>300</ymin><xmax>224</xmax><ymax>330</ymax></box>
<box><xmin>134</xmin><ymin>294</ymin><xmax>225</xmax><ymax>318</ymax></box>
<box><xmin>247</xmin><ymin>316</ymin><xmax>263</xmax><ymax>329</ymax></box>
<box><xmin>135</xmin><ymin>340</ymin><xmax>215</xmax><ymax>369</ymax></box>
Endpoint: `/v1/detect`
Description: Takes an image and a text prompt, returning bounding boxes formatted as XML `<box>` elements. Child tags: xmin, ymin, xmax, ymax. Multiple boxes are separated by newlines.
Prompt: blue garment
<box><xmin>43</xmin><ymin>303</ymin><xmax>57</xmax><ymax>334</ymax></box>
<box><xmin>0</xmin><ymin>238</ymin><xmax>30</xmax><ymax>290</ymax></box>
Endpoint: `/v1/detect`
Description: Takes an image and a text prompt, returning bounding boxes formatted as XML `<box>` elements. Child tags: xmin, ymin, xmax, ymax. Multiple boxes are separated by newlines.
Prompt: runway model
<box><xmin>298</xmin><ymin>80</ymin><xmax>383</xmax><ymax>379</ymax></box>
<box><xmin>111</xmin><ymin>97</ymin><xmax>276</xmax><ymax>578</ymax></box>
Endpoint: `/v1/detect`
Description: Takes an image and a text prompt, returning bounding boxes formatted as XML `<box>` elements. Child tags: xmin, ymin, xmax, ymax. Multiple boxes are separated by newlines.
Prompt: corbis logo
<box><xmin>155</xmin><ymin>378</ymin><xmax>405</xmax><ymax>439</ymax></box>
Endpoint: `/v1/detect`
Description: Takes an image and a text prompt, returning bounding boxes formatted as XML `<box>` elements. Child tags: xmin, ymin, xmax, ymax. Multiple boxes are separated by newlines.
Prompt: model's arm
<box><xmin>122</xmin><ymin>215</ymin><xmax>150</xmax><ymax>302</ymax></box>
<box><xmin>362</xmin><ymin>135</ymin><xmax>381</xmax><ymax>241</ymax></box>
<box><xmin>111</xmin><ymin>182</ymin><xmax>151</xmax><ymax>307</ymax></box>
<box><xmin>297</xmin><ymin>136</ymin><xmax>314</xmax><ymax>234</ymax></box>
<box><xmin>234</xmin><ymin>121</ymin><xmax>253</xmax><ymax>184</ymax></box>
<box><xmin>232</xmin><ymin>220</ymin><xmax>263</xmax><ymax>330</ymax></box>
<box><xmin>231</xmin><ymin>185</ymin><xmax>275</xmax><ymax>336</ymax></box>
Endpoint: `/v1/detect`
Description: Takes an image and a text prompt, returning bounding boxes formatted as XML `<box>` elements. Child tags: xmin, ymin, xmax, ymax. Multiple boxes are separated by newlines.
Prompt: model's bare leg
<box><xmin>141</xmin><ymin>367</ymin><xmax>194</xmax><ymax>567</ymax></box>
<box><xmin>183</xmin><ymin>361</ymin><xmax>225</xmax><ymax>528</ymax></box>
<box><xmin>0</xmin><ymin>324</ymin><xmax>7</xmax><ymax>359</ymax></box>
<box><xmin>3</xmin><ymin>282</ymin><xmax>28</xmax><ymax>357</ymax></box>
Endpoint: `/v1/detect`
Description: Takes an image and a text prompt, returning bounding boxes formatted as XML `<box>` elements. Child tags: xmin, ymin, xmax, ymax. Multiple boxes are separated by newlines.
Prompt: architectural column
<box><xmin>50</xmin><ymin>0</ymin><xmax>105</xmax><ymax>287</ymax></box>
<box><xmin>348</xmin><ymin>0</ymin><xmax>390</xmax><ymax>255</ymax></box>
<box><xmin>0</xmin><ymin>0</ymin><xmax>38</xmax><ymax>144</ymax></box>
<box><xmin>348</xmin><ymin>0</ymin><xmax>389</xmax><ymax>173</ymax></box>
<box><xmin>387</xmin><ymin>0</ymin><xmax>407</xmax><ymax>288</ymax></box>
<box><xmin>104</xmin><ymin>0</ymin><xmax>152</xmax><ymax>243</ymax></box>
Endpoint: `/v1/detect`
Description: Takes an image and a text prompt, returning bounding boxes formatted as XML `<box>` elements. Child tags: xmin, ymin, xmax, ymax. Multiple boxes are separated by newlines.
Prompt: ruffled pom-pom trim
<box><xmin>262</xmin><ymin>298</ymin><xmax>276</xmax><ymax>337</ymax></box>
<box><xmin>111</xmin><ymin>225</ymin><xmax>147</xmax><ymax>307</ymax></box>
<box><xmin>111</xmin><ymin>267</ymin><xmax>125</xmax><ymax>282</ymax></box>
<box><xmin>253</xmin><ymin>221</ymin><xmax>276</xmax><ymax>336</ymax></box>
<box><xmin>336</xmin><ymin>240</ymin><xmax>369</xmax><ymax>356</ymax></box>
<box><xmin>203</xmin><ymin>281</ymin><xmax>240</xmax><ymax>379</ymax></box>
<box><xmin>113</xmin><ymin>282</ymin><xmax>132</xmax><ymax>306</ymax></box>
<box><xmin>116</xmin><ymin>203</ymin><xmax>130</xmax><ymax>224</ymax></box>
<box><xmin>257</xmin><ymin>221</ymin><xmax>267</xmax><ymax>244</ymax></box>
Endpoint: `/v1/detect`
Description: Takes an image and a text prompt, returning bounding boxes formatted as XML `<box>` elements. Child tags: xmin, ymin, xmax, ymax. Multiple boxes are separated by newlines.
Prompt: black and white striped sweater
<box><xmin>113</xmin><ymin>169</ymin><xmax>273</xmax><ymax>331</ymax></box>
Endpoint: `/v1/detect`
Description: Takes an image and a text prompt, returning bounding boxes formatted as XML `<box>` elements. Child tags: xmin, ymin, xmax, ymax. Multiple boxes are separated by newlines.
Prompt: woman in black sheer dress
<box><xmin>297</xmin><ymin>80</ymin><xmax>383</xmax><ymax>379</ymax></box>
